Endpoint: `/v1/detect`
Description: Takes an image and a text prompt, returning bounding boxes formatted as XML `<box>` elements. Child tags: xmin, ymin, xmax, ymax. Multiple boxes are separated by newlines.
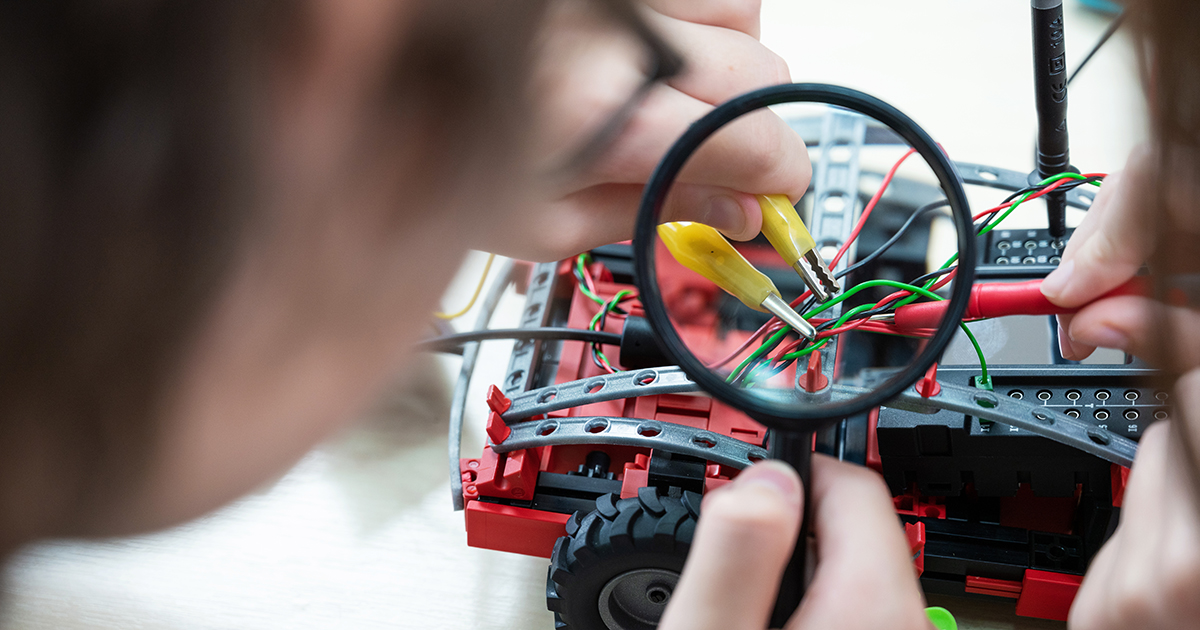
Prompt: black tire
<box><xmin>546</xmin><ymin>487</ymin><xmax>702</xmax><ymax>630</ymax></box>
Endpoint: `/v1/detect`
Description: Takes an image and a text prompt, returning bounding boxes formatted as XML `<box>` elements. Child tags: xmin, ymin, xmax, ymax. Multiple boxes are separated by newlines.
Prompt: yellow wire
<box><xmin>434</xmin><ymin>253</ymin><xmax>496</xmax><ymax>320</ymax></box>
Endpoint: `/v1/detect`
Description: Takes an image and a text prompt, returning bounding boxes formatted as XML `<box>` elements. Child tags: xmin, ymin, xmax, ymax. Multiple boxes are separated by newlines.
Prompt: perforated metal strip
<box><xmin>500</xmin><ymin>369</ymin><xmax>1137</xmax><ymax>466</ymax></box>
<box><xmin>887</xmin><ymin>380</ymin><xmax>1138</xmax><ymax>467</ymax></box>
<box><xmin>501</xmin><ymin>367</ymin><xmax>698</xmax><ymax>422</ymax></box>
<box><xmin>490</xmin><ymin>415</ymin><xmax>769</xmax><ymax>470</ymax></box>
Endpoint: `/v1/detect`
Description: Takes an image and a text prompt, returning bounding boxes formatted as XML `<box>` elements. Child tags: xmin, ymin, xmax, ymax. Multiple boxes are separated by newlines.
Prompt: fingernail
<box><xmin>735</xmin><ymin>460</ymin><xmax>802</xmax><ymax>507</ymax></box>
<box><xmin>1041</xmin><ymin>259</ymin><xmax>1074</xmax><ymax>300</ymax></box>
<box><xmin>1058</xmin><ymin>324</ymin><xmax>1079</xmax><ymax>360</ymax></box>
<box><xmin>1076</xmin><ymin>325</ymin><xmax>1129</xmax><ymax>351</ymax></box>
<box><xmin>702</xmin><ymin>195</ymin><xmax>747</xmax><ymax>236</ymax></box>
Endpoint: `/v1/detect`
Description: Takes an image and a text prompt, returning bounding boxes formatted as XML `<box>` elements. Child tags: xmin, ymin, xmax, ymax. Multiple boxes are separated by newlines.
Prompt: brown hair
<box><xmin>0</xmin><ymin>0</ymin><xmax>551</xmax><ymax>550</ymax></box>
<box><xmin>0</xmin><ymin>1</ymin><xmax>277</xmax><ymax>545</ymax></box>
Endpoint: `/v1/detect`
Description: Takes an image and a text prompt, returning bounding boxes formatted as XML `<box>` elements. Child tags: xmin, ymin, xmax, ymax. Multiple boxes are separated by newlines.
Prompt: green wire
<box><xmin>979</xmin><ymin>173</ymin><xmax>1096</xmax><ymax>240</ymax></box>
<box><xmin>590</xmin><ymin>289</ymin><xmax>634</xmax><ymax>371</ymax></box>
<box><xmin>729</xmin><ymin>173</ymin><xmax>1103</xmax><ymax>388</ymax></box>
<box><xmin>576</xmin><ymin>254</ymin><xmax>607</xmax><ymax>305</ymax></box>
<box><xmin>893</xmin><ymin>173</ymin><xmax>1102</xmax><ymax>313</ymax></box>
<box><xmin>732</xmin><ymin>279</ymin><xmax>990</xmax><ymax>386</ymax></box>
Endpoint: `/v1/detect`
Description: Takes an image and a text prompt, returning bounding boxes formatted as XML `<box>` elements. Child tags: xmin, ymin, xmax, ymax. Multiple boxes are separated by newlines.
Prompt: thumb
<box><xmin>1041</xmin><ymin>147</ymin><xmax>1154</xmax><ymax>308</ymax></box>
<box><xmin>659</xmin><ymin>460</ymin><xmax>803</xmax><ymax>630</ymax></box>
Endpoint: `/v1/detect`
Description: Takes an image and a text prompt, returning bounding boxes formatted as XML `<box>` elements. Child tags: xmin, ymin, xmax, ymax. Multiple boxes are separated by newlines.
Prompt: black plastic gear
<box><xmin>546</xmin><ymin>486</ymin><xmax>702</xmax><ymax>630</ymax></box>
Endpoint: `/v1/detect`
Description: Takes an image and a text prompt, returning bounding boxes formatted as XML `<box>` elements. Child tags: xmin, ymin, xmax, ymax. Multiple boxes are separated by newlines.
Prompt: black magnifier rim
<box><xmin>633</xmin><ymin>83</ymin><xmax>976</xmax><ymax>431</ymax></box>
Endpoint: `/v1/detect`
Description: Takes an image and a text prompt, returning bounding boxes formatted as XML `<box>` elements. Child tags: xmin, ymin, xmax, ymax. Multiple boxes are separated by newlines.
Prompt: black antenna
<box><xmin>1032</xmin><ymin>0</ymin><xmax>1074</xmax><ymax>239</ymax></box>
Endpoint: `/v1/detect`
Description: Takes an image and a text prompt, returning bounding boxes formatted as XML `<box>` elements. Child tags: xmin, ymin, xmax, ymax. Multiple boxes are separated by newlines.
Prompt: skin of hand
<box><xmin>1068</xmin><ymin>409</ymin><xmax>1200</xmax><ymax>629</ymax></box>
<box><xmin>87</xmin><ymin>0</ymin><xmax>813</xmax><ymax>536</ymax></box>
<box><xmin>658</xmin><ymin>457</ymin><xmax>933</xmax><ymax>630</ymax></box>
<box><xmin>1042</xmin><ymin>146</ymin><xmax>1200</xmax><ymax>627</ymax></box>
<box><xmin>473</xmin><ymin>0</ymin><xmax>812</xmax><ymax>261</ymax></box>
<box><xmin>1040</xmin><ymin>145</ymin><xmax>1156</xmax><ymax>362</ymax></box>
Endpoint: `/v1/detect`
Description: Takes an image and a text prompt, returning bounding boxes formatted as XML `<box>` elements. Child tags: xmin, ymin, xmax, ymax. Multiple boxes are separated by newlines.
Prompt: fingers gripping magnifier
<box><xmin>633</xmin><ymin>84</ymin><xmax>976</xmax><ymax>623</ymax></box>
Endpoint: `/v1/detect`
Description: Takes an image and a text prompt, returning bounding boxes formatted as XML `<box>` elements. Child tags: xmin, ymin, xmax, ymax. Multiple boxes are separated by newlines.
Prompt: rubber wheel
<box><xmin>546</xmin><ymin>487</ymin><xmax>702</xmax><ymax>630</ymax></box>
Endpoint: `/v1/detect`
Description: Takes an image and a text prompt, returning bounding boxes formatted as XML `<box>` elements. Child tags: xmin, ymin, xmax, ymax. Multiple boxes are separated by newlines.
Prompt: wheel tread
<box><xmin>546</xmin><ymin>490</ymin><xmax>702</xmax><ymax>629</ymax></box>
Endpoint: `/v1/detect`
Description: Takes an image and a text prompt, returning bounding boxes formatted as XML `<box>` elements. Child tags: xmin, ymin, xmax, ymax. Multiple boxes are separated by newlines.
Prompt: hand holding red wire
<box><xmin>890</xmin><ymin>276</ymin><xmax>1151</xmax><ymax>331</ymax></box>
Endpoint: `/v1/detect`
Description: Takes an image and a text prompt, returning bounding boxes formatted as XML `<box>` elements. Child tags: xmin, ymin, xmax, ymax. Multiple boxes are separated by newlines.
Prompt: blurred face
<box><xmin>95</xmin><ymin>0</ymin><xmax>545</xmax><ymax>533</ymax></box>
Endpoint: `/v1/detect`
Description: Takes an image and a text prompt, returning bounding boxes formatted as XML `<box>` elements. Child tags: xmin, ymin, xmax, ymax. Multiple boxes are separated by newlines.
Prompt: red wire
<box><xmin>831</xmin><ymin>148</ymin><xmax>918</xmax><ymax>268</ymax></box>
<box><xmin>579</xmin><ymin>258</ymin><xmax>599</xmax><ymax>296</ymax></box>
<box><xmin>877</xmin><ymin>173</ymin><xmax>1109</xmax><ymax>311</ymax></box>
<box><xmin>706</xmin><ymin>320</ymin><xmax>785</xmax><ymax>369</ymax></box>
<box><xmin>770</xmin><ymin>318</ymin><xmax>934</xmax><ymax>361</ymax></box>
<box><xmin>712</xmin><ymin>149</ymin><xmax>921</xmax><ymax>368</ymax></box>
<box><xmin>713</xmin><ymin>164</ymin><xmax>1105</xmax><ymax>369</ymax></box>
<box><xmin>971</xmin><ymin>174</ymin><xmax>1105</xmax><ymax>222</ymax></box>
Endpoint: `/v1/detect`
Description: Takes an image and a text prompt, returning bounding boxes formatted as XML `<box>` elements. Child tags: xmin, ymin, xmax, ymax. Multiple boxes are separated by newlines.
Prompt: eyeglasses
<box><xmin>539</xmin><ymin>0</ymin><xmax>684</xmax><ymax>180</ymax></box>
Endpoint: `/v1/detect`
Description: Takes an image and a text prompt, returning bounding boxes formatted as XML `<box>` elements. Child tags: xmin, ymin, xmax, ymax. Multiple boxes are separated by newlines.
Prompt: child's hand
<box><xmin>473</xmin><ymin>0</ymin><xmax>810</xmax><ymax>262</ymax></box>
<box><xmin>660</xmin><ymin>456</ymin><xmax>932</xmax><ymax>630</ymax></box>
<box><xmin>1068</xmin><ymin>401</ymin><xmax>1200</xmax><ymax>629</ymax></box>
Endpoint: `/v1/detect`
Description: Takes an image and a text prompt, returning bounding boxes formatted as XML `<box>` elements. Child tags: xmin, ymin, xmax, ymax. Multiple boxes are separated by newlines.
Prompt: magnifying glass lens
<box><xmin>649</xmin><ymin>100</ymin><xmax>972</xmax><ymax>425</ymax></box>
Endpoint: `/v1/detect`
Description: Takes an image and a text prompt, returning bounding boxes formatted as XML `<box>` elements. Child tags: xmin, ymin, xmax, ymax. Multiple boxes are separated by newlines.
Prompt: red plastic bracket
<box><xmin>485</xmin><ymin>385</ymin><xmax>513</xmax><ymax>444</ymax></box>
<box><xmin>893</xmin><ymin>486</ymin><xmax>947</xmax><ymax>519</ymax></box>
<box><xmin>486</xmin><ymin>385</ymin><xmax>512</xmax><ymax>413</ymax></box>
<box><xmin>486</xmin><ymin>411</ymin><xmax>511</xmax><ymax>444</ymax></box>
<box><xmin>915</xmin><ymin>362</ymin><xmax>941</xmax><ymax>398</ymax></box>
<box><xmin>620</xmin><ymin>454</ymin><xmax>651</xmax><ymax>499</ymax></box>
<box><xmin>1015</xmin><ymin>570</ymin><xmax>1083</xmax><ymax>621</ymax></box>
<box><xmin>905</xmin><ymin>521</ymin><xmax>926</xmax><ymax>577</ymax></box>
<box><xmin>465</xmin><ymin>445</ymin><xmax>539</xmax><ymax>502</ymax></box>
<box><xmin>799</xmin><ymin>351</ymin><xmax>829</xmax><ymax>393</ymax></box>
<box><xmin>1111</xmin><ymin>463</ymin><xmax>1130</xmax><ymax>508</ymax></box>
<box><xmin>965</xmin><ymin>575</ymin><xmax>1022</xmax><ymax>599</ymax></box>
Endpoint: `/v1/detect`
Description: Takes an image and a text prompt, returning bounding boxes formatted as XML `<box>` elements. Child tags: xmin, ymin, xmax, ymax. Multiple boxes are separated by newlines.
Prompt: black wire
<box><xmin>417</xmin><ymin>328</ymin><xmax>623</xmax><ymax>353</ymax></box>
<box><xmin>741</xmin><ymin>202</ymin><xmax>953</xmax><ymax>383</ymax></box>
<box><xmin>590</xmin><ymin>294</ymin><xmax>629</xmax><ymax>370</ymax></box>
<box><xmin>835</xmin><ymin>178</ymin><xmax>1102</xmax><ymax>293</ymax></box>
<box><xmin>748</xmin><ymin>176</ymin><xmax>1109</xmax><ymax>382</ymax></box>
<box><xmin>905</xmin><ymin>265</ymin><xmax>959</xmax><ymax>289</ymax></box>
<box><xmin>733</xmin><ymin>106</ymin><xmax>1098</xmax><ymax>388</ymax></box>
<box><xmin>976</xmin><ymin>176</ymin><xmax>1104</xmax><ymax>233</ymax></box>
<box><xmin>1067</xmin><ymin>11</ymin><xmax>1126</xmax><ymax>86</ymax></box>
<box><xmin>837</xmin><ymin>200</ymin><xmax>950</xmax><ymax>280</ymax></box>
<box><xmin>998</xmin><ymin>176</ymin><xmax>1103</xmax><ymax>205</ymax></box>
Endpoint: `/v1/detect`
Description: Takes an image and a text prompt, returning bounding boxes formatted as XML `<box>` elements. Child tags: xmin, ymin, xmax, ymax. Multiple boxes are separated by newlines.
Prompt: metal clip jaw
<box><xmin>793</xmin><ymin>249</ymin><xmax>840</xmax><ymax>303</ymax></box>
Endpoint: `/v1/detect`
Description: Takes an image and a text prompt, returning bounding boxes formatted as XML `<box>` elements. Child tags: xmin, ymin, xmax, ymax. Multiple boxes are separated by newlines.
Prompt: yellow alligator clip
<box><xmin>757</xmin><ymin>194</ymin><xmax>840</xmax><ymax>302</ymax></box>
<box><xmin>658</xmin><ymin>221</ymin><xmax>817</xmax><ymax>340</ymax></box>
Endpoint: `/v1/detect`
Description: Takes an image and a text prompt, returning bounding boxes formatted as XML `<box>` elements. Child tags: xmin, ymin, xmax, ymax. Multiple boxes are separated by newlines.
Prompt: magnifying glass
<box><xmin>633</xmin><ymin>84</ymin><xmax>976</xmax><ymax>623</ymax></box>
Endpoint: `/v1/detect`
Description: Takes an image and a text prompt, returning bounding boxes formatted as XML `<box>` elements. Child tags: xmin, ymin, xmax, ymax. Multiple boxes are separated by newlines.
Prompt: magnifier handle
<box><xmin>767</xmin><ymin>428</ymin><xmax>813</xmax><ymax>628</ymax></box>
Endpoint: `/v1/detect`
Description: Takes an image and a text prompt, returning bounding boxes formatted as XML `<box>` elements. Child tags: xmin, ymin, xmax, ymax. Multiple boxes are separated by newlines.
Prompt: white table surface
<box><xmin>1</xmin><ymin>2</ymin><xmax>1143</xmax><ymax>628</ymax></box>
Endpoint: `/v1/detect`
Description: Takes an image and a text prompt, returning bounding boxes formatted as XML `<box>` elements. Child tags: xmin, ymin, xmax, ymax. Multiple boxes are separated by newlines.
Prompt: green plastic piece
<box><xmin>925</xmin><ymin>606</ymin><xmax>957</xmax><ymax>630</ymax></box>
